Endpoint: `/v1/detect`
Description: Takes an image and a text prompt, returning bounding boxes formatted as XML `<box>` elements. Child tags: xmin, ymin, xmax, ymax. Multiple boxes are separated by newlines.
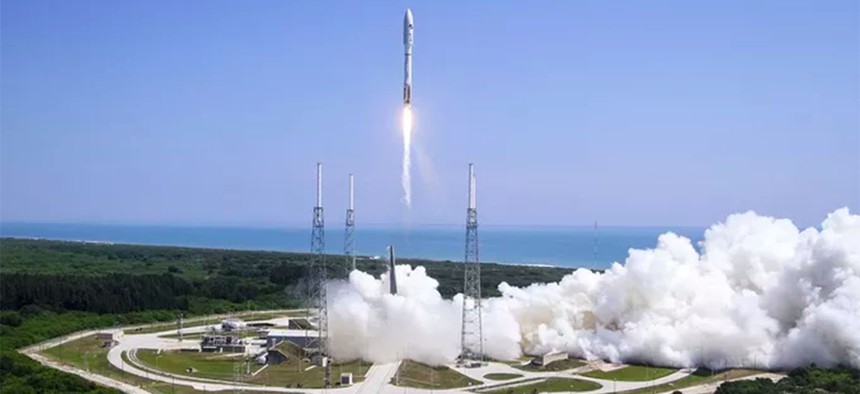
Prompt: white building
<box><xmin>96</xmin><ymin>330</ymin><xmax>123</xmax><ymax>348</ymax></box>
<box><xmin>533</xmin><ymin>351</ymin><xmax>567</xmax><ymax>366</ymax></box>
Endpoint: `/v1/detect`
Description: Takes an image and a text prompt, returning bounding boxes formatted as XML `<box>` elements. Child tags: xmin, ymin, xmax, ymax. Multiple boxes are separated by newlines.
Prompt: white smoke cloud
<box><xmin>327</xmin><ymin>208</ymin><xmax>860</xmax><ymax>370</ymax></box>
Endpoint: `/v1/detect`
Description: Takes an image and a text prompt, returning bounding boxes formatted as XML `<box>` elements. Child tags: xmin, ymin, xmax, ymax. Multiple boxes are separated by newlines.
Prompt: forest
<box><xmin>0</xmin><ymin>237</ymin><xmax>576</xmax><ymax>312</ymax></box>
<box><xmin>2</xmin><ymin>239</ymin><xmax>858</xmax><ymax>393</ymax></box>
<box><xmin>0</xmin><ymin>237</ymin><xmax>575</xmax><ymax>393</ymax></box>
<box><xmin>715</xmin><ymin>364</ymin><xmax>860</xmax><ymax>393</ymax></box>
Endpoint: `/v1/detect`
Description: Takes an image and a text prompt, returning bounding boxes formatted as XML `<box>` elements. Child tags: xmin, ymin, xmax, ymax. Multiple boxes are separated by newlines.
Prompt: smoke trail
<box><xmin>327</xmin><ymin>208</ymin><xmax>860</xmax><ymax>370</ymax></box>
<box><xmin>401</xmin><ymin>106</ymin><xmax>413</xmax><ymax>208</ymax></box>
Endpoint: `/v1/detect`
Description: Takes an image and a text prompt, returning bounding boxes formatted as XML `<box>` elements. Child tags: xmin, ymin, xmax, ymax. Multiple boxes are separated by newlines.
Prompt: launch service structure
<box><xmin>308</xmin><ymin>163</ymin><xmax>331</xmax><ymax>386</ymax></box>
<box><xmin>344</xmin><ymin>174</ymin><xmax>356</xmax><ymax>270</ymax></box>
<box><xmin>460</xmin><ymin>163</ymin><xmax>484</xmax><ymax>365</ymax></box>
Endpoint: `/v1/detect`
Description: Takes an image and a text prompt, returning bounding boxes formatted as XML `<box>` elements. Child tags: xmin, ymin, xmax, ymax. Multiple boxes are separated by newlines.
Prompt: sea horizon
<box><xmin>0</xmin><ymin>222</ymin><xmax>705</xmax><ymax>269</ymax></box>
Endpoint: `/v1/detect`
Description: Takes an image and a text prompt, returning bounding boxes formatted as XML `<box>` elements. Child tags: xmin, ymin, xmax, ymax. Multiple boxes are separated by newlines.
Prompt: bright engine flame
<box><xmin>401</xmin><ymin>106</ymin><xmax>413</xmax><ymax>208</ymax></box>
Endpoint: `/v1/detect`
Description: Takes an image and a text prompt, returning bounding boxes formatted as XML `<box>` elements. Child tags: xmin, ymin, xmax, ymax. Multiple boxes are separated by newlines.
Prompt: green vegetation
<box><xmin>581</xmin><ymin>365</ymin><xmax>677</xmax><ymax>381</ymax></box>
<box><xmin>0</xmin><ymin>238</ymin><xmax>574</xmax><ymax>393</ymax></box>
<box><xmin>391</xmin><ymin>360</ymin><xmax>482</xmax><ymax>389</ymax></box>
<box><xmin>618</xmin><ymin>368</ymin><xmax>759</xmax><ymax>394</ymax></box>
<box><xmin>38</xmin><ymin>335</ymin><xmax>203</xmax><ymax>394</ymax></box>
<box><xmin>252</xmin><ymin>359</ymin><xmax>371</xmax><ymax>388</ymax></box>
<box><xmin>1</xmin><ymin>238</ymin><xmax>576</xmax><ymax>304</ymax></box>
<box><xmin>42</xmin><ymin>335</ymin><xmax>108</xmax><ymax>372</ymax></box>
<box><xmin>136</xmin><ymin>349</ymin><xmax>241</xmax><ymax>380</ymax></box>
<box><xmin>715</xmin><ymin>364</ymin><xmax>860</xmax><ymax>394</ymax></box>
<box><xmin>512</xmin><ymin>358</ymin><xmax>586</xmax><ymax>372</ymax></box>
<box><xmin>0</xmin><ymin>308</ymin><xmax>181</xmax><ymax>394</ymax></box>
<box><xmin>485</xmin><ymin>377</ymin><xmax>602</xmax><ymax>393</ymax></box>
<box><xmin>484</xmin><ymin>373</ymin><xmax>524</xmax><ymax>380</ymax></box>
<box><xmin>478</xmin><ymin>377</ymin><xmax>544</xmax><ymax>392</ymax></box>
<box><xmin>135</xmin><ymin>348</ymin><xmax>371</xmax><ymax>389</ymax></box>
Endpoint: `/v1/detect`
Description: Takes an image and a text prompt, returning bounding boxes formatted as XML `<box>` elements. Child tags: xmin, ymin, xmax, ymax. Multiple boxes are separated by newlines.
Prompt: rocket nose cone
<box><xmin>405</xmin><ymin>9</ymin><xmax>413</xmax><ymax>24</ymax></box>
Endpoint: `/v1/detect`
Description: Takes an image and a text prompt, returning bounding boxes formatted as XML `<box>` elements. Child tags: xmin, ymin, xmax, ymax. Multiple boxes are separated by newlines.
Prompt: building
<box><xmin>201</xmin><ymin>333</ymin><xmax>245</xmax><ymax>353</ymax></box>
<box><xmin>340</xmin><ymin>373</ymin><xmax>353</xmax><ymax>386</ymax></box>
<box><xmin>265</xmin><ymin>329</ymin><xmax>314</xmax><ymax>349</ymax></box>
<box><xmin>265</xmin><ymin>340</ymin><xmax>306</xmax><ymax>365</ymax></box>
<box><xmin>96</xmin><ymin>330</ymin><xmax>123</xmax><ymax>348</ymax></box>
<box><xmin>532</xmin><ymin>351</ymin><xmax>568</xmax><ymax>367</ymax></box>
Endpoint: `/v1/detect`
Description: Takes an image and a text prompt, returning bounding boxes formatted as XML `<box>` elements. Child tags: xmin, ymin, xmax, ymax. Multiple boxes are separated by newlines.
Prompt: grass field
<box><xmin>391</xmin><ymin>360</ymin><xmax>482</xmax><ymax>389</ymax></box>
<box><xmin>41</xmin><ymin>335</ymin><xmax>106</xmax><ymax>371</ymax></box>
<box><xmin>617</xmin><ymin>368</ymin><xmax>762</xmax><ymax>393</ymax></box>
<box><xmin>39</xmin><ymin>336</ymin><xmax>204</xmax><ymax>393</ymax></box>
<box><xmin>485</xmin><ymin>377</ymin><xmax>602</xmax><ymax>393</ymax></box>
<box><xmin>581</xmin><ymin>365</ymin><xmax>678</xmax><ymax>381</ymax></box>
<box><xmin>250</xmin><ymin>359</ymin><xmax>371</xmax><ymax>388</ymax></box>
<box><xmin>513</xmin><ymin>358</ymin><xmax>586</xmax><ymax>372</ymax></box>
<box><xmin>484</xmin><ymin>373</ymin><xmax>524</xmax><ymax>381</ymax></box>
<box><xmin>136</xmin><ymin>349</ymin><xmax>243</xmax><ymax>381</ymax></box>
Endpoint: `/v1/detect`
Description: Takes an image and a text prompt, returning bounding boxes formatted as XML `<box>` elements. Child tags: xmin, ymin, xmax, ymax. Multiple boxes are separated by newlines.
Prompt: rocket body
<box><xmin>403</xmin><ymin>9</ymin><xmax>414</xmax><ymax>106</ymax></box>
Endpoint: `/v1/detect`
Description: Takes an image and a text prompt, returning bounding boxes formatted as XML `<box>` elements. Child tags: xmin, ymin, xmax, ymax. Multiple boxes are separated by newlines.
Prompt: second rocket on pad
<box><xmin>403</xmin><ymin>9</ymin><xmax>414</xmax><ymax>106</ymax></box>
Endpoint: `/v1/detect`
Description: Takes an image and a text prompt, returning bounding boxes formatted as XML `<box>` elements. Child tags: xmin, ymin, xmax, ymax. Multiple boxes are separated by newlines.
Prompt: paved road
<box><xmin>656</xmin><ymin>372</ymin><xmax>785</xmax><ymax>394</ymax></box>
<box><xmin>22</xmin><ymin>311</ymin><xmax>780</xmax><ymax>394</ymax></box>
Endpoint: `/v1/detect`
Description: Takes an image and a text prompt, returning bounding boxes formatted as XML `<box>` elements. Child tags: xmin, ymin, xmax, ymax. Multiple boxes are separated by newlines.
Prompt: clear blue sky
<box><xmin>1</xmin><ymin>1</ymin><xmax>858</xmax><ymax>227</ymax></box>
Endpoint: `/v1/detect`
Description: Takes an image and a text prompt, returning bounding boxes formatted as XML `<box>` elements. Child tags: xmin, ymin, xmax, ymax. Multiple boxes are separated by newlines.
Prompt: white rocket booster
<box><xmin>403</xmin><ymin>9</ymin><xmax>414</xmax><ymax>106</ymax></box>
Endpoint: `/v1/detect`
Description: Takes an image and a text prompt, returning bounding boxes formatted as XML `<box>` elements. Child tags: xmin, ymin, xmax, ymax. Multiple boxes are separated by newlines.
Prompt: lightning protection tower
<box><xmin>344</xmin><ymin>174</ymin><xmax>356</xmax><ymax>270</ymax></box>
<box><xmin>307</xmin><ymin>162</ymin><xmax>331</xmax><ymax>387</ymax></box>
<box><xmin>460</xmin><ymin>163</ymin><xmax>483</xmax><ymax>365</ymax></box>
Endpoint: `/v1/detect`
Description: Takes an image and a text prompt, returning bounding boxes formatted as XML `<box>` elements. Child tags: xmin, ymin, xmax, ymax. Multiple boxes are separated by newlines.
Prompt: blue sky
<box><xmin>1</xmin><ymin>1</ymin><xmax>857</xmax><ymax>227</ymax></box>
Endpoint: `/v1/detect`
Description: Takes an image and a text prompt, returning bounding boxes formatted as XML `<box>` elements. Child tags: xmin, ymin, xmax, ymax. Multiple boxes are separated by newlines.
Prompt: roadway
<box><xmin>22</xmin><ymin>311</ymin><xmax>784</xmax><ymax>394</ymax></box>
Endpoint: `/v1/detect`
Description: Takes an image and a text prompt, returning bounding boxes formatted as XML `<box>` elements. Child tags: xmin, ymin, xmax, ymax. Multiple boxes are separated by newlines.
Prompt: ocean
<box><xmin>0</xmin><ymin>223</ymin><xmax>704</xmax><ymax>269</ymax></box>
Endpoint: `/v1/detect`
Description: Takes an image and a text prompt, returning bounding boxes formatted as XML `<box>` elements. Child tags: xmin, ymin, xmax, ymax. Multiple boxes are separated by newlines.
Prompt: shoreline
<box><xmin>0</xmin><ymin>235</ymin><xmax>580</xmax><ymax>270</ymax></box>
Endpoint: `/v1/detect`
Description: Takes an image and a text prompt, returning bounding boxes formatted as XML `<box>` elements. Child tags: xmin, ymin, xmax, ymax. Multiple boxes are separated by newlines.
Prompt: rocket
<box><xmin>403</xmin><ymin>9</ymin><xmax>414</xmax><ymax>106</ymax></box>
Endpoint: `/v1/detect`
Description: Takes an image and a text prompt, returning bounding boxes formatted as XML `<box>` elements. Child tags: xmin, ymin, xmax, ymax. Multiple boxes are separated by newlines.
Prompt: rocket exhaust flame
<box><xmin>401</xmin><ymin>106</ymin><xmax>413</xmax><ymax>208</ymax></box>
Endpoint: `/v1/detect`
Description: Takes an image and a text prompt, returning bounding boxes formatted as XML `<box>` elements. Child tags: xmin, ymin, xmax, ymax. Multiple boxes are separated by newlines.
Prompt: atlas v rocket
<box><xmin>403</xmin><ymin>9</ymin><xmax>414</xmax><ymax>107</ymax></box>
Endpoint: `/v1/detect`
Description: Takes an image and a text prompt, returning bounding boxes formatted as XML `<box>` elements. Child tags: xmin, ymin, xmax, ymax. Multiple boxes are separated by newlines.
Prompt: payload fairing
<box><xmin>403</xmin><ymin>9</ymin><xmax>414</xmax><ymax>106</ymax></box>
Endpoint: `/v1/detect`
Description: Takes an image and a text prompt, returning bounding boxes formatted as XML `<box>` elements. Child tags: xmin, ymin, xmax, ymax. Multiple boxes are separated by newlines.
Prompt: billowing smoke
<box><xmin>328</xmin><ymin>208</ymin><xmax>860</xmax><ymax>370</ymax></box>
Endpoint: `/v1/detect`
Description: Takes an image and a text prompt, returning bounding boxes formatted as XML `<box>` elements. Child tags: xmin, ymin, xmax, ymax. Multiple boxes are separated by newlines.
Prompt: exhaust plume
<box><xmin>328</xmin><ymin>208</ymin><xmax>860</xmax><ymax>370</ymax></box>
<box><xmin>401</xmin><ymin>106</ymin><xmax>413</xmax><ymax>208</ymax></box>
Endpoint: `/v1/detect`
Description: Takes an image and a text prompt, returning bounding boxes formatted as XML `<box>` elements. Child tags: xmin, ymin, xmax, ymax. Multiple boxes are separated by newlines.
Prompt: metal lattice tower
<box><xmin>344</xmin><ymin>174</ymin><xmax>356</xmax><ymax>271</ymax></box>
<box><xmin>307</xmin><ymin>162</ymin><xmax>331</xmax><ymax>387</ymax></box>
<box><xmin>460</xmin><ymin>163</ymin><xmax>483</xmax><ymax>364</ymax></box>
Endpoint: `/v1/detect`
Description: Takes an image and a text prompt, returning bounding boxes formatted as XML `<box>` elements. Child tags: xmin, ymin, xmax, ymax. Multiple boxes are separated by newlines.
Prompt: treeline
<box><xmin>1</xmin><ymin>273</ymin><xmax>191</xmax><ymax>313</ymax></box>
<box><xmin>0</xmin><ymin>238</ymin><xmax>576</xmax><ymax>310</ymax></box>
<box><xmin>0</xmin><ymin>238</ymin><xmax>576</xmax><ymax>392</ymax></box>
<box><xmin>715</xmin><ymin>364</ymin><xmax>860</xmax><ymax>394</ymax></box>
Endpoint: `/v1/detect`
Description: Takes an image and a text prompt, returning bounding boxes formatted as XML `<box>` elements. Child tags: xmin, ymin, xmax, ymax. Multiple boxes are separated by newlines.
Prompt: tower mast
<box><xmin>460</xmin><ymin>163</ymin><xmax>483</xmax><ymax>365</ymax></box>
<box><xmin>308</xmin><ymin>163</ymin><xmax>331</xmax><ymax>386</ymax></box>
<box><xmin>344</xmin><ymin>174</ymin><xmax>356</xmax><ymax>270</ymax></box>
